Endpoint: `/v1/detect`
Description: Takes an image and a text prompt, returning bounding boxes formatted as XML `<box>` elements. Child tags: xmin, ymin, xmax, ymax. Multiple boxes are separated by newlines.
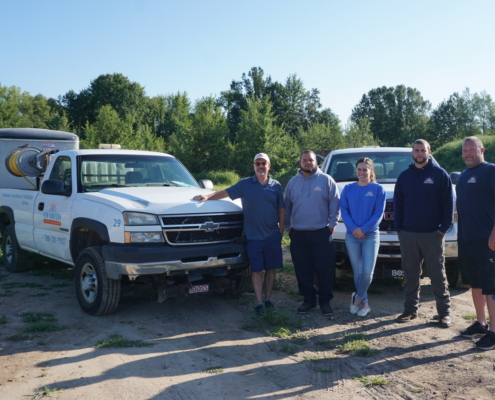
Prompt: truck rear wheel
<box><xmin>2</xmin><ymin>225</ymin><xmax>30</xmax><ymax>273</ymax></box>
<box><xmin>446</xmin><ymin>260</ymin><xmax>470</xmax><ymax>290</ymax></box>
<box><xmin>75</xmin><ymin>247</ymin><xmax>121</xmax><ymax>315</ymax></box>
<box><xmin>232</xmin><ymin>265</ymin><xmax>252</xmax><ymax>294</ymax></box>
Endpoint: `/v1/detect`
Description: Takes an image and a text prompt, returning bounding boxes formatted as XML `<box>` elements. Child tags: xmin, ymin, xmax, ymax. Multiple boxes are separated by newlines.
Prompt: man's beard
<box><xmin>412</xmin><ymin>155</ymin><xmax>428</xmax><ymax>165</ymax></box>
<box><xmin>301</xmin><ymin>167</ymin><xmax>316</xmax><ymax>174</ymax></box>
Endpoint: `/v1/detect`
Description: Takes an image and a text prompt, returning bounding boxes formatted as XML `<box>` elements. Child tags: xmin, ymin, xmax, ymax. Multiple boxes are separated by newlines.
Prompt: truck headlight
<box><xmin>124</xmin><ymin>232</ymin><xmax>164</xmax><ymax>243</ymax></box>
<box><xmin>123</xmin><ymin>212</ymin><xmax>159</xmax><ymax>225</ymax></box>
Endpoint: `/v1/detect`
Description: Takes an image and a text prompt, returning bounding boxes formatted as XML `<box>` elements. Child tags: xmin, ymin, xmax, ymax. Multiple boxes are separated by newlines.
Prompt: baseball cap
<box><xmin>253</xmin><ymin>153</ymin><xmax>270</xmax><ymax>164</ymax></box>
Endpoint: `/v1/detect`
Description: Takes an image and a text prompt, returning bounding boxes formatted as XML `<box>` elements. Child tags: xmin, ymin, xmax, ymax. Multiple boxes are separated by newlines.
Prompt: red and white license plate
<box><xmin>189</xmin><ymin>284</ymin><xmax>209</xmax><ymax>294</ymax></box>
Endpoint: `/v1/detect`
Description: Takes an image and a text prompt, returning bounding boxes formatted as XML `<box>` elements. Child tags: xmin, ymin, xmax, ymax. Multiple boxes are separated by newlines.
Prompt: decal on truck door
<box><xmin>43</xmin><ymin>202</ymin><xmax>62</xmax><ymax>226</ymax></box>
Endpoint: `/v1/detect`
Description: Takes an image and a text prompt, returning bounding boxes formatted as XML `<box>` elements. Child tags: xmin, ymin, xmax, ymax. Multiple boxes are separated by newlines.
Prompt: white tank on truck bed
<box><xmin>0</xmin><ymin>128</ymin><xmax>79</xmax><ymax>190</ymax></box>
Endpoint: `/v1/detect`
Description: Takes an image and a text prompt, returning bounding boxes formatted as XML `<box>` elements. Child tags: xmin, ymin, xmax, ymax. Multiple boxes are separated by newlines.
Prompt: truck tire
<box><xmin>1</xmin><ymin>225</ymin><xmax>30</xmax><ymax>272</ymax></box>
<box><xmin>446</xmin><ymin>260</ymin><xmax>470</xmax><ymax>290</ymax></box>
<box><xmin>75</xmin><ymin>247</ymin><xmax>121</xmax><ymax>316</ymax></box>
<box><xmin>231</xmin><ymin>265</ymin><xmax>252</xmax><ymax>295</ymax></box>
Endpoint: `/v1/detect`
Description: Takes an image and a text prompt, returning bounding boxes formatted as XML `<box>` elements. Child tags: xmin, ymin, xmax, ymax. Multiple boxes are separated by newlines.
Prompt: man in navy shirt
<box><xmin>393</xmin><ymin>139</ymin><xmax>453</xmax><ymax>326</ymax></box>
<box><xmin>193</xmin><ymin>153</ymin><xmax>285</xmax><ymax>316</ymax></box>
<box><xmin>456</xmin><ymin>136</ymin><xmax>495</xmax><ymax>350</ymax></box>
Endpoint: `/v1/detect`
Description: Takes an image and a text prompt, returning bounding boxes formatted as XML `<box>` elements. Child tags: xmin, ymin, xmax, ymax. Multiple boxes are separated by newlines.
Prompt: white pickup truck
<box><xmin>0</xmin><ymin>128</ymin><xmax>251</xmax><ymax>315</ymax></box>
<box><xmin>321</xmin><ymin>147</ymin><xmax>463</xmax><ymax>288</ymax></box>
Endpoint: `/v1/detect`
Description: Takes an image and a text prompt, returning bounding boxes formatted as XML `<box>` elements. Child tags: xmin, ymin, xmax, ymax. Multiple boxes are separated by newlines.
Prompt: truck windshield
<box><xmin>80</xmin><ymin>154</ymin><xmax>199</xmax><ymax>192</ymax></box>
<box><xmin>326</xmin><ymin>152</ymin><xmax>414</xmax><ymax>183</ymax></box>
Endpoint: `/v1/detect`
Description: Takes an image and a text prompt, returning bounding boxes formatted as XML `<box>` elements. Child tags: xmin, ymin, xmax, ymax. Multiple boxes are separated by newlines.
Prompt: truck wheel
<box><xmin>75</xmin><ymin>247</ymin><xmax>121</xmax><ymax>316</ymax></box>
<box><xmin>232</xmin><ymin>265</ymin><xmax>252</xmax><ymax>294</ymax></box>
<box><xmin>1</xmin><ymin>225</ymin><xmax>30</xmax><ymax>273</ymax></box>
<box><xmin>446</xmin><ymin>260</ymin><xmax>470</xmax><ymax>290</ymax></box>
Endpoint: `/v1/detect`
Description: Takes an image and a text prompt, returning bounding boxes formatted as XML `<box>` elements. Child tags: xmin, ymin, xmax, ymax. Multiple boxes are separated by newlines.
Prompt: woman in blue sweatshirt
<box><xmin>340</xmin><ymin>157</ymin><xmax>386</xmax><ymax>317</ymax></box>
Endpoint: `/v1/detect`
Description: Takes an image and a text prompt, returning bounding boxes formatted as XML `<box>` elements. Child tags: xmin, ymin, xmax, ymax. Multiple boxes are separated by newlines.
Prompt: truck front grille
<box><xmin>379</xmin><ymin>200</ymin><xmax>395</xmax><ymax>232</ymax></box>
<box><xmin>161</xmin><ymin>213</ymin><xmax>244</xmax><ymax>246</ymax></box>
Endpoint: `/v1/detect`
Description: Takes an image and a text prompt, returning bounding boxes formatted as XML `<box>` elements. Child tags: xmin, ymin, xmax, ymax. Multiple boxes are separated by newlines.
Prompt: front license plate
<box><xmin>189</xmin><ymin>284</ymin><xmax>209</xmax><ymax>294</ymax></box>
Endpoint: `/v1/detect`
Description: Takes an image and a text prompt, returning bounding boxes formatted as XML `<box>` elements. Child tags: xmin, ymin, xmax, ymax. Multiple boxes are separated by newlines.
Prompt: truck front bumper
<box><xmin>102</xmin><ymin>242</ymin><xmax>248</xmax><ymax>280</ymax></box>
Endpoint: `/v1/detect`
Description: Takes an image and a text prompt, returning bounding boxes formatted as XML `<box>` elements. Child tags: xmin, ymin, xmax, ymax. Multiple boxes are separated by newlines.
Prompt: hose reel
<box><xmin>5</xmin><ymin>144</ymin><xmax>59</xmax><ymax>188</ymax></box>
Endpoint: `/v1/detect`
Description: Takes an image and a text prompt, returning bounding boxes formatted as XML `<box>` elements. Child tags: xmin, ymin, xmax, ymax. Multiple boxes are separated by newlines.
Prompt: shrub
<box><xmin>192</xmin><ymin>170</ymin><xmax>241</xmax><ymax>187</ymax></box>
<box><xmin>433</xmin><ymin>136</ymin><xmax>495</xmax><ymax>173</ymax></box>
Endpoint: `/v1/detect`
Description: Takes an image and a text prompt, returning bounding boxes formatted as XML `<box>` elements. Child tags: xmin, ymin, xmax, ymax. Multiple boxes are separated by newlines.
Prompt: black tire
<box><xmin>1</xmin><ymin>225</ymin><xmax>30</xmax><ymax>273</ymax></box>
<box><xmin>446</xmin><ymin>260</ymin><xmax>470</xmax><ymax>289</ymax></box>
<box><xmin>232</xmin><ymin>265</ymin><xmax>252</xmax><ymax>295</ymax></box>
<box><xmin>75</xmin><ymin>247</ymin><xmax>121</xmax><ymax>316</ymax></box>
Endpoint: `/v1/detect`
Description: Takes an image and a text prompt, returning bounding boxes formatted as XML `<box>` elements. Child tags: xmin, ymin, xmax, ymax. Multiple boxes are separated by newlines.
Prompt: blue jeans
<box><xmin>345</xmin><ymin>232</ymin><xmax>380</xmax><ymax>304</ymax></box>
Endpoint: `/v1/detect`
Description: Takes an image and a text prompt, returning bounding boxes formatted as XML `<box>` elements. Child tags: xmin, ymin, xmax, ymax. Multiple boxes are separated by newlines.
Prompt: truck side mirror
<box><xmin>450</xmin><ymin>172</ymin><xmax>461</xmax><ymax>185</ymax></box>
<box><xmin>198</xmin><ymin>179</ymin><xmax>214</xmax><ymax>190</ymax></box>
<box><xmin>41</xmin><ymin>179</ymin><xmax>71</xmax><ymax>196</ymax></box>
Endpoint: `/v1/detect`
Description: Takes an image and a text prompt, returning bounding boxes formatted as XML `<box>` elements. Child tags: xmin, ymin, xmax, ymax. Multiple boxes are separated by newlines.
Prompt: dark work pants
<box><xmin>398</xmin><ymin>230</ymin><xmax>451</xmax><ymax>316</ymax></box>
<box><xmin>290</xmin><ymin>228</ymin><xmax>335</xmax><ymax>305</ymax></box>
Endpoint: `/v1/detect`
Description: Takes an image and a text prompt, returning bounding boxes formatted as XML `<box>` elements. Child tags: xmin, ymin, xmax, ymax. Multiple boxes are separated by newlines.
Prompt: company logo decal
<box><xmin>468</xmin><ymin>176</ymin><xmax>476</xmax><ymax>183</ymax></box>
<box><xmin>199</xmin><ymin>221</ymin><xmax>220</xmax><ymax>232</ymax></box>
<box><xmin>42</xmin><ymin>143</ymin><xmax>56</xmax><ymax>149</ymax></box>
<box><xmin>424</xmin><ymin>177</ymin><xmax>434</xmax><ymax>184</ymax></box>
<box><xmin>43</xmin><ymin>202</ymin><xmax>62</xmax><ymax>226</ymax></box>
<box><xmin>313</xmin><ymin>186</ymin><xmax>322</xmax><ymax>191</ymax></box>
<box><xmin>365</xmin><ymin>191</ymin><xmax>374</xmax><ymax>197</ymax></box>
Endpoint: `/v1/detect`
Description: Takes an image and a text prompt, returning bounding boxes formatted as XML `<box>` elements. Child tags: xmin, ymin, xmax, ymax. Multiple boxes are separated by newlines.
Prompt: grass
<box><xmin>24</xmin><ymin>385</ymin><xmax>61</xmax><ymax>398</ymax></box>
<box><xmin>337</xmin><ymin>332</ymin><xmax>377</xmax><ymax>357</ymax></box>
<box><xmin>304</xmin><ymin>354</ymin><xmax>336</xmax><ymax>361</ymax></box>
<box><xmin>315</xmin><ymin>339</ymin><xmax>335</xmax><ymax>350</ymax></box>
<box><xmin>241</xmin><ymin>308</ymin><xmax>302</xmax><ymax>337</ymax></box>
<box><xmin>1</xmin><ymin>282</ymin><xmax>45</xmax><ymax>289</ymax></box>
<box><xmin>281</xmin><ymin>344</ymin><xmax>297</xmax><ymax>354</ymax></box>
<box><xmin>29</xmin><ymin>257</ymin><xmax>74</xmax><ymax>280</ymax></box>
<box><xmin>289</xmin><ymin>333</ymin><xmax>309</xmax><ymax>345</ymax></box>
<box><xmin>20</xmin><ymin>312</ymin><xmax>65</xmax><ymax>334</ymax></box>
<box><xmin>354</xmin><ymin>375</ymin><xmax>390</xmax><ymax>387</ymax></box>
<box><xmin>314</xmin><ymin>367</ymin><xmax>334</xmax><ymax>373</ymax></box>
<box><xmin>95</xmin><ymin>334</ymin><xmax>154</xmax><ymax>348</ymax></box>
<box><xmin>50</xmin><ymin>282</ymin><xmax>69</xmax><ymax>288</ymax></box>
<box><xmin>281</xmin><ymin>232</ymin><xmax>291</xmax><ymax>247</ymax></box>
<box><xmin>38</xmin><ymin>371</ymin><xmax>48</xmax><ymax>377</ymax></box>
<box><xmin>8</xmin><ymin>333</ymin><xmax>29</xmax><ymax>342</ymax></box>
<box><xmin>0</xmin><ymin>314</ymin><xmax>7</xmax><ymax>324</ymax></box>
<box><xmin>474</xmin><ymin>354</ymin><xmax>491</xmax><ymax>360</ymax></box>
<box><xmin>411</xmin><ymin>387</ymin><xmax>424</xmax><ymax>393</ymax></box>
<box><xmin>462</xmin><ymin>314</ymin><xmax>477</xmax><ymax>320</ymax></box>
<box><xmin>203</xmin><ymin>366</ymin><xmax>224</xmax><ymax>374</ymax></box>
<box><xmin>37</xmin><ymin>339</ymin><xmax>48</xmax><ymax>346</ymax></box>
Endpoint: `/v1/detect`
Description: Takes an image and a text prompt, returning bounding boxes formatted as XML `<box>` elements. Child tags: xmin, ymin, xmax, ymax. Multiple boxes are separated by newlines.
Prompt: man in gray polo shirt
<box><xmin>193</xmin><ymin>153</ymin><xmax>285</xmax><ymax>315</ymax></box>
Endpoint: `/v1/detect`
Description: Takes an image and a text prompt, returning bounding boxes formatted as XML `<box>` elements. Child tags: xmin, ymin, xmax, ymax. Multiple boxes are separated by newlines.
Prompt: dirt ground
<box><xmin>1</xmin><ymin>251</ymin><xmax>495</xmax><ymax>400</ymax></box>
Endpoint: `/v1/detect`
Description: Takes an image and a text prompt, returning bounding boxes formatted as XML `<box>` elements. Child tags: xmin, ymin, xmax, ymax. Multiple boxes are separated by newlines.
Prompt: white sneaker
<box><xmin>357</xmin><ymin>306</ymin><xmax>370</xmax><ymax>317</ymax></box>
<box><xmin>350</xmin><ymin>292</ymin><xmax>360</xmax><ymax>314</ymax></box>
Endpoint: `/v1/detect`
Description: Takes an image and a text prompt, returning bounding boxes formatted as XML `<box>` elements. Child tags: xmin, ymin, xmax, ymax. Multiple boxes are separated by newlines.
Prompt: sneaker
<box><xmin>264</xmin><ymin>299</ymin><xmax>276</xmax><ymax>311</ymax></box>
<box><xmin>297</xmin><ymin>302</ymin><xmax>316</xmax><ymax>314</ymax></box>
<box><xmin>350</xmin><ymin>292</ymin><xmax>360</xmax><ymax>314</ymax></box>
<box><xmin>460</xmin><ymin>321</ymin><xmax>488</xmax><ymax>338</ymax></box>
<box><xmin>357</xmin><ymin>306</ymin><xmax>370</xmax><ymax>317</ymax></box>
<box><xmin>254</xmin><ymin>304</ymin><xmax>264</xmax><ymax>316</ymax></box>
<box><xmin>475</xmin><ymin>331</ymin><xmax>495</xmax><ymax>350</ymax></box>
<box><xmin>439</xmin><ymin>315</ymin><xmax>451</xmax><ymax>327</ymax></box>
<box><xmin>396</xmin><ymin>311</ymin><xmax>417</xmax><ymax>323</ymax></box>
<box><xmin>320</xmin><ymin>303</ymin><xmax>333</xmax><ymax>316</ymax></box>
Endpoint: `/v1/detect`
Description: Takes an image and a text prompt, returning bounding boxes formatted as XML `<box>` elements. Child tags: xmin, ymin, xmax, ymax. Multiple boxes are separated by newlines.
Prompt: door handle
<box><xmin>38</xmin><ymin>202</ymin><xmax>44</xmax><ymax>211</ymax></box>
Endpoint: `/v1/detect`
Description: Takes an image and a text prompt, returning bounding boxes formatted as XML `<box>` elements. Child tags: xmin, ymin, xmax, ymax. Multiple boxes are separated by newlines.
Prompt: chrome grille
<box><xmin>161</xmin><ymin>213</ymin><xmax>244</xmax><ymax>246</ymax></box>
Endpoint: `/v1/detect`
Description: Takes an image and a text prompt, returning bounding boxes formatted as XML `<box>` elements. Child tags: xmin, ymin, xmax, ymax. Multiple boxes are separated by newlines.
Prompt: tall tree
<box><xmin>351</xmin><ymin>85</ymin><xmax>431</xmax><ymax>147</ymax></box>
<box><xmin>168</xmin><ymin>97</ymin><xmax>230</xmax><ymax>172</ymax></box>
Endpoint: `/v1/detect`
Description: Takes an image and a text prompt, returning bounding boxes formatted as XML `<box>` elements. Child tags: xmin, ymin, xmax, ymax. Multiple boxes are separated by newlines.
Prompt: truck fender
<box><xmin>70</xmin><ymin>217</ymin><xmax>110</xmax><ymax>262</ymax></box>
<box><xmin>0</xmin><ymin>206</ymin><xmax>15</xmax><ymax>236</ymax></box>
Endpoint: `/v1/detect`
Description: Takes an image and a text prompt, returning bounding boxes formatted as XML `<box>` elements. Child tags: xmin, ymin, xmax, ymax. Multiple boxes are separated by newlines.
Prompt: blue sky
<box><xmin>1</xmin><ymin>0</ymin><xmax>494</xmax><ymax>124</ymax></box>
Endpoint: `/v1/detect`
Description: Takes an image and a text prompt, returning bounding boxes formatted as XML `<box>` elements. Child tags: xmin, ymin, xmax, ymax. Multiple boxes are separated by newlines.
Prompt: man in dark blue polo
<box><xmin>193</xmin><ymin>153</ymin><xmax>285</xmax><ymax>315</ymax></box>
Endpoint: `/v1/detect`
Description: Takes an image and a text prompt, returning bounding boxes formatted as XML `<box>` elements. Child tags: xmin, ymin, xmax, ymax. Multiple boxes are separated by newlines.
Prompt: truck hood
<box><xmin>336</xmin><ymin>182</ymin><xmax>396</xmax><ymax>199</ymax></box>
<box><xmin>81</xmin><ymin>187</ymin><xmax>242</xmax><ymax>214</ymax></box>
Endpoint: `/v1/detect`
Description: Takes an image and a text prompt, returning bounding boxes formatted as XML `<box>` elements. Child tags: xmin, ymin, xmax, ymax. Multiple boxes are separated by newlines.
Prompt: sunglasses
<box><xmin>254</xmin><ymin>162</ymin><xmax>267</xmax><ymax>166</ymax></box>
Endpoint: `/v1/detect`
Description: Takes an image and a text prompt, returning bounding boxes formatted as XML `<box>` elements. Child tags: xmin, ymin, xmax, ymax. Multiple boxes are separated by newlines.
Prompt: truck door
<box><xmin>33</xmin><ymin>155</ymin><xmax>75</xmax><ymax>262</ymax></box>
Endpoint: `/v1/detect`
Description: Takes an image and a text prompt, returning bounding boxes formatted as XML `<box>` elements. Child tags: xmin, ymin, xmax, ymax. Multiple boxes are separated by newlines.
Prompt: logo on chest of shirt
<box><xmin>424</xmin><ymin>177</ymin><xmax>434</xmax><ymax>184</ymax></box>
<box><xmin>313</xmin><ymin>186</ymin><xmax>322</xmax><ymax>191</ymax></box>
<box><xmin>365</xmin><ymin>191</ymin><xmax>374</xmax><ymax>197</ymax></box>
<box><xmin>468</xmin><ymin>176</ymin><xmax>476</xmax><ymax>183</ymax></box>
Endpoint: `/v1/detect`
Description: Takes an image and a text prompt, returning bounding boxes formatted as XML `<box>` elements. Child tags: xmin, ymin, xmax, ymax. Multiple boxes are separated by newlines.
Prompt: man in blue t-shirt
<box><xmin>193</xmin><ymin>153</ymin><xmax>285</xmax><ymax>316</ymax></box>
<box><xmin>456</xmin><ymin>136</ymin><xmax>495</xmax><ymax>350</ymax></box>
<box><xmin>393</xmin><ymin>139</ymin><xmax>453</xmax><ymax>326</ymax></box>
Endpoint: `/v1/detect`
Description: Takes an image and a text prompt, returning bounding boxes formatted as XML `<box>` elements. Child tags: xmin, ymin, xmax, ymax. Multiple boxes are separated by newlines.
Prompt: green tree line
<box><xmin>1</xmin><ymin>67</ymin><xmax>494</xmax><ymax>176</ymax></box>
